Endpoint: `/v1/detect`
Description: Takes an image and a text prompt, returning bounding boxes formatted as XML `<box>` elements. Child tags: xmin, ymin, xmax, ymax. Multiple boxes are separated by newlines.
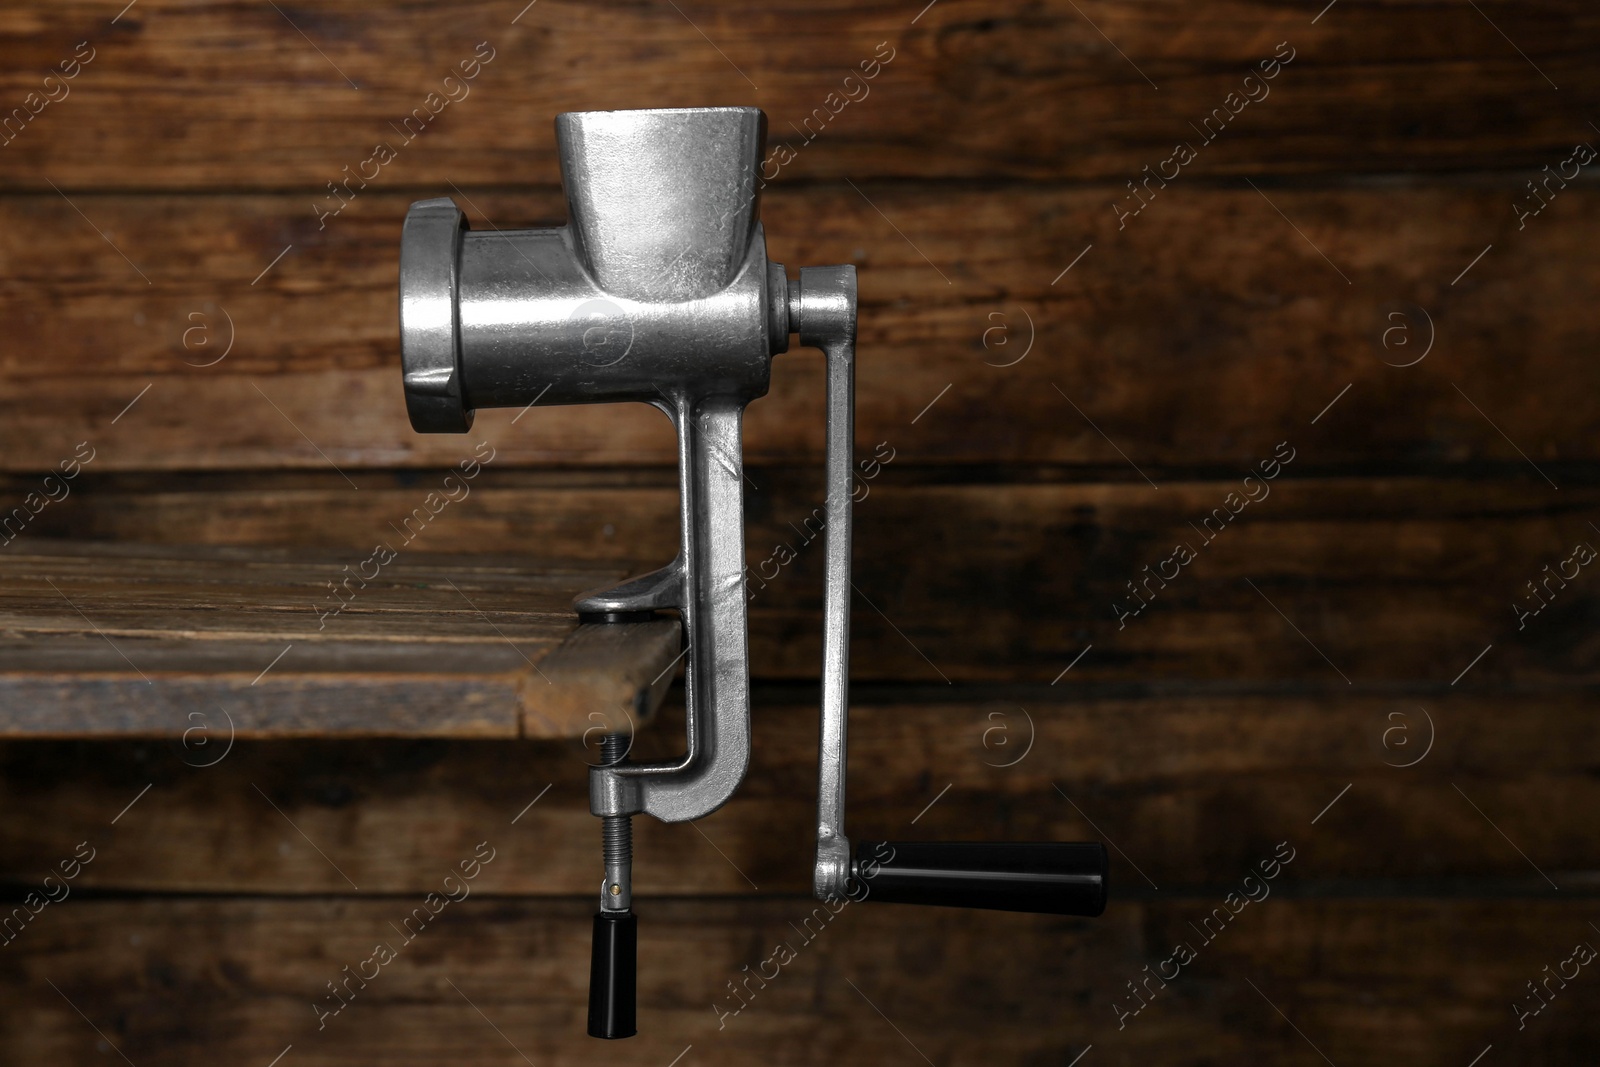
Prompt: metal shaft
<box><xmin>599</xmin><ymin>733</ymin><xmax>632</xmax><ymax>912</ymax></box>
<box><xmin>589</xmin><ymin>732</ymin><xmax>637</xmax><ymax>1039</ymax></box>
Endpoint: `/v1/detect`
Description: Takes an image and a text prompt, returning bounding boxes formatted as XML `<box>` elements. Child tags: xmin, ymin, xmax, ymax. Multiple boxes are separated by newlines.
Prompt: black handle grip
<box><xmin>854</xmin><ymin>841</ymin><xmax>1107</xmax><ymax>916</ymax></box>
<box><xmin>587</xmin><ymin>911</ymin><xmax>637</xmax><ymax>1039</ymax></box>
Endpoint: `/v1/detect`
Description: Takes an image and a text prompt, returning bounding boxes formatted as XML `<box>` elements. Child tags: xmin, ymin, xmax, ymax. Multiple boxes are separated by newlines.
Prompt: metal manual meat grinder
<box><xmin>398</xmin><ymin>107</ymin><xmax>1108</xmax><ymax>1039</ymax></box>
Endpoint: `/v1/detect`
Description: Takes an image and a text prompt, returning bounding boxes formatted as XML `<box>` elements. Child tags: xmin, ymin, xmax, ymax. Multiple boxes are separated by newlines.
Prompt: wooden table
<box><xmin>0</xmin><ymin>541</ymin><xmax>680</xmax><ymax>740</ymax></box>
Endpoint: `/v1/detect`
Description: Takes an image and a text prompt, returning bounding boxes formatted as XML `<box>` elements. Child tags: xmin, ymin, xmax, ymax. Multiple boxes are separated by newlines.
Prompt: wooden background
<box><xmin>3</xmin><ymin>1</ymin><xmax>1599</xmax><ymax>1063</ymax></box>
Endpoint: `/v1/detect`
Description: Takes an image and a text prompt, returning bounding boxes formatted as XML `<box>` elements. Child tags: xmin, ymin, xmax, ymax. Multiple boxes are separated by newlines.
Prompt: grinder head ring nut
<box><xmin>399</xmin><ymin>197</ymin><xmax>474</xmax><ymax>433</ymax></box>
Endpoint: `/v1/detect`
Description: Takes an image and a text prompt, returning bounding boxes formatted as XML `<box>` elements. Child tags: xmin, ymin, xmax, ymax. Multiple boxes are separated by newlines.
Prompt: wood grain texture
<box><xmin>0</xmin><ymin>1</ymin><xmax>1595</xmax><ymax>189</ymax></box>
<box><xmin>1</xmin><ymin>1</ymin><xmax>1595</xmax><ymax>1060</ymax></box>
<box><xmin>4</xmin><ymin>895</ymin><xmax>1594</xmax><ymax>1065</ymax></box>
<box><xmin>0</xmin><ymin>542</ymin><xmax>681</xmax><ymax>738</ymax></box>
<box><xmin>0</xmin><ymin>688</ymin><xmax>1590</xmax><ymax>896</ymax></box>
<box><xmin>1</xmin><ymin>184</ymin><xmax>1596</xmax><ymax>471</ymax></box>
<box><xmin>23</xmin><ymin>472</ymin><xmax>1598</xmax><ymax>686</ymax></box>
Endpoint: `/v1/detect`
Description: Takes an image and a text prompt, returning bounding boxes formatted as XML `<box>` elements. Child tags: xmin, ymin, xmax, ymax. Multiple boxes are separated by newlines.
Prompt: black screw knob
<box><xmin>587</xmin><ymin>910</ymin><xmax>638</xmax><ymax>1039</ymax></box>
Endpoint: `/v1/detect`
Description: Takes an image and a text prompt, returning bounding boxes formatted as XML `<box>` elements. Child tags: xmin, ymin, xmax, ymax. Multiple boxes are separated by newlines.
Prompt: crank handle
<box><xmin>800</xmin><ymin>269</ymin><xmax>1110</xmax><ymax>919</ymax></box>
<box><xmin>852</xmin><ymin>841</ymin><xmax>1107</xmax><ymax>916</ymax></box>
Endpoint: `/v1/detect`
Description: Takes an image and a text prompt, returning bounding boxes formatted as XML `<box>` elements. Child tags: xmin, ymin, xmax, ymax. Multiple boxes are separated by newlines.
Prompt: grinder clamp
<box><xmin>398</xmin><ymin>107</ymin><xmax>1107</xmax><ymax>1040</ymax></box>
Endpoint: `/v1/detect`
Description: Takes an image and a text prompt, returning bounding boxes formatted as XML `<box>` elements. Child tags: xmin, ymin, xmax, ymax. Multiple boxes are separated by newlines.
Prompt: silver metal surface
<box><xmin>399</xmin><ymin>107</ymin><xmax>1111</xmax><ymax>1044</ymax></box>
<box><xmin>598</xmin><ymin>733</ymin><xmax>632</xmax><ymax>912</ymax></box>
<box><xmin>557</xmin><ymin>108</ymin><xmax>765</xmax><ymax>302</ymax></box>
<box><xmin>397</xmin><ymin>108</ymin><xmax>859</xmax><ymax>864</ymax></box>
<box><xmin>399</xmin><ymin>199</ymin><xmax>472</xmax><ymax>433</ymax></box>
<box><xmin>796</xmin><ymin>266</ymin><xmax>858</xmax><ymax>902</ymax></box>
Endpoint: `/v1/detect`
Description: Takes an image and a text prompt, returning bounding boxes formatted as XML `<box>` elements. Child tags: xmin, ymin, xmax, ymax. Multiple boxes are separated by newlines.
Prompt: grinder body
<box><xmin>398</xmin><ymin>106</ymin><xmax>1106</xmax><ymax>1042</ymax></box>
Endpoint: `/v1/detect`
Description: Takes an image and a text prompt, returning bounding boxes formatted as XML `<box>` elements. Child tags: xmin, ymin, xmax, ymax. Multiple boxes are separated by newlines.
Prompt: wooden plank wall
<box><xmin>2</xmin><ymin>1</ymin><xmax>1599</xmax><ymax>1063</ymax></box>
